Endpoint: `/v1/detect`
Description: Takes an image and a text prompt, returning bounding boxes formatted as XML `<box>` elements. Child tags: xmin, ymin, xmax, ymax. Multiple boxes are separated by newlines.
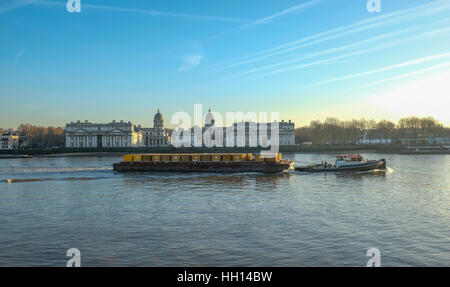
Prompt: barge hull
<box><xmin>113</xmin><ymin>161</ymin><xmax>293</xmax><ymax>173</ymax></box>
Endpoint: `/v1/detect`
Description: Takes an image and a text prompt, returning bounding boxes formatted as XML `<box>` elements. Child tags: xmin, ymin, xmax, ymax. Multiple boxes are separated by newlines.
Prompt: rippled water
<box><xmin>0</xmin><ymin>153</ymin><xmax>449</xmax><ymax>266</ymax></box>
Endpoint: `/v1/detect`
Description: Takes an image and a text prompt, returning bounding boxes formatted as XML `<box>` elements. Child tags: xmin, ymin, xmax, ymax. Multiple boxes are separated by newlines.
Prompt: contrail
<box><xmin>204</xmin><ymin>0</ymin><xmax>322</xmax><ymax>41</ymax></box>
<box><xmin>211</xmin><ymin>0</ymin><xmax>450</xmax><ymax>71</ymax></box>
<box><xmin>234</xmin><ymin>17</ymin><xmax>450</xmax><ymax>79</ymax></box>
<box><xmin>0</xmin><ymin>0</ymin><xmax>39</xmax><ymax>14</ymax></box>
<box><xmin>81</xmin><ymin>3</ymin><xmax>248</xmax><ymax>22</ymax></box>
<box><xmin>308</xmin><ymin>51</ymin><xmax>450</xmax><ymax>88</ymax></box>
<box><xmin>357</xmin><ymin>61</ymin><xmax>450</xmax><ymax>89</ymax></box>
<box><xmin>233</xmin><ymin>26</ymin><xmax>418</xmax><ymax>78</ymax></box>
<box><xmin>0</xmin><ymin>0</ymin><xmax>249</xmax><ymax>22</ymax></box>
<box><xmin>243</xmin><ymin>0</ymin><xmax>321</xmax><ymax>27</ymax></box>
<box><xmin>249</xmin><ymin>26</ymin><xmax>450</xmax><ymax>79</ymax></box>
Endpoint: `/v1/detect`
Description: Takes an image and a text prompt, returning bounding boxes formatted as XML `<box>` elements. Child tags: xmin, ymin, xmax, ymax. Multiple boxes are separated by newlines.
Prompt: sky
<box><xmin>1</xmin><ymin>0</ymin><xmax>450</xmax><ymax>129</ymax></box>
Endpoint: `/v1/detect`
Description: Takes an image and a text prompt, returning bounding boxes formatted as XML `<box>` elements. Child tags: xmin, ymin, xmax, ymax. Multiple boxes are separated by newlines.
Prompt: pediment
<box><xmin>71</xmin><ymin>128</ymin><xmax>87</xmax><ymax>134</ymax></box>
<box><xmin>110</xmin><ymin>129</ymin><xmax>125</xmax><ymax>134</ymax></box>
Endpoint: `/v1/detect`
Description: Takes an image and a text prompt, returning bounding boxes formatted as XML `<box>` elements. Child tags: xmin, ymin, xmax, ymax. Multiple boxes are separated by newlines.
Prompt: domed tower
<box><xmin>154</xmin><ymin>109</ymin><xmax>164</xmax><ymax>136</ymax></box>
<box><xmin>205</xmin><ymin>109</ymin><xmax>215</xmax><ymax>128</ymax></box>
<box><xmin>154</xmin><ymin>109</ymin><xmax>164</xmax><ymax>129</ymax></box>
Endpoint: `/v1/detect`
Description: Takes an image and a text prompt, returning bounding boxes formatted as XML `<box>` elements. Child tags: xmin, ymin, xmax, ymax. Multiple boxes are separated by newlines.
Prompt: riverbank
<box><xmin>1</xmin><ymin>145</ymin><xmax>449</xmax><ymax>157</ymax></box>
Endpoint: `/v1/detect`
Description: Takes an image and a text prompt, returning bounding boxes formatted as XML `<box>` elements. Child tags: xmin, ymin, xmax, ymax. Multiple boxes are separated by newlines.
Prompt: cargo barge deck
<box><xmin>113</xmin><ymin>153</ymin><xmax>294</xmax><ymax>173</ymax></box>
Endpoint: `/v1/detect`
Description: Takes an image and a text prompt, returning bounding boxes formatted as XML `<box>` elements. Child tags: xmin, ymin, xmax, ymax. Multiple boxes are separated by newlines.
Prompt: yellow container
<box><xmin>133</xmin><ymin>155</ymin><xmax>141</xmax><ymax>162</ymax></box>
<box><xmin>201</xmin><ymin>155</ymin><xmax>211</xmax><ymax>161</ymax></box>
<box><xmin>171</xmin><ymin>154</ymin><xmax>181</xmax><ymax>161</ymax></box>
<box><xmin>161</xmin><ymin>154</ymin><xmax>171</xmax><ymax>162</ymax></box>
<box><xmin>181</xmin><ymin>155</ymin><xmax>191</xmax><ymax>162</ymax></box>
<box><xmin>222</xmin><ymin>154</ymin><xmax>232</xmax><ymax>161</ymax></box>
<box><xmin>264</xmin><ymin>156</ymin><xmax>276</xmax><ymax>162</ymax></box>
<box><xmin>211</xmin><ymin>154</ymin><xmax>221</xmax><ymax>161</ymax></box>
<box><xmin>152</xmin><ymin>154</ymin><xmax>161</xmax><ymax>162</ymax></box>
<box><xmin>255</xmin><ymin>153</ymin><xmax>279</xmax><ymax>162</ymax></box>
<box><xmin>232</xmin><ymin>154</ymin><xmax>247</xmax><ymax>161</ymax></box>
<box><xmin>142</xmin><ymin>155</ymin><xmax>152</xmax><ymax>162</ymax></box>
<box><xmin>191</xmin><ymin>154</ymin><xmax>201</xmax><ymax>161</ymax></box>
<box><xmin>124</xmin><ymin>154</ymin><xmax>133</xmax><ymax>162</ymax></box>
<box><xmin>247</xmin><ymin>153</ymin><xmax>254</xmax><ymax>161</ymax></box>
<box><xmin>255</xmin><ymin>154</ymin><xmax>264</xmax><ymax>162</ymax></box>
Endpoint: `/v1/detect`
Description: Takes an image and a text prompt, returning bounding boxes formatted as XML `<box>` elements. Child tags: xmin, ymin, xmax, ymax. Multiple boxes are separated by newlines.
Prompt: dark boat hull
<box><xmin>295</xmin><ymin>159</ymin><xmax>386</xmax><ymax>172</ymax></box>
<box><xmin>113</xmin><ymin>160</ymin><xmax>294</xmax><ymax>173</ymax></box>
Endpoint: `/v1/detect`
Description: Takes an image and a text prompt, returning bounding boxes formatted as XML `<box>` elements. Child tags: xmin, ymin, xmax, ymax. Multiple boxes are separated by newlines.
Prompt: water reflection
<box><xmin>333</xmin><ymin>170</ymin><xmax>387</xmax><ymax>180</ymax></box>
<box><xmin>120</xmin><ymin>171</ymin><xmax>292</xmax><ymax>190</ymax></box>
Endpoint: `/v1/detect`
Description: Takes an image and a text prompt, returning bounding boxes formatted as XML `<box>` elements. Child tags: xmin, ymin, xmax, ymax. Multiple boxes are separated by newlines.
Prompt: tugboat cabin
<box><xmin>336</xmin><ymin>155</ymin><xmax>364</xmax><ymax>162</ymax></box>
<box><xmin>335</xmin><ymin>155</ymin><xmax>365</xmax><ymax>168</ymax></box>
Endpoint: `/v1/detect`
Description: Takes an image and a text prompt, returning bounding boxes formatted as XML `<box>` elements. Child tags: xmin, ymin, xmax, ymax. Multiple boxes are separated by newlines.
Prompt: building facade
<box><xmin>173</xmin><ymin>110</ymin><xmax>296</xmax><ymax>147</ymax></box>
<box><xmin>0</xmin><ymin>132</ymin><xmax>20</xmax><ymax>150</ymax></box>
<box><xmin>139</xmin><ymin>109</ymin><xmax>171</xmax><ymax>147</ymax></box>
<box><xmin>65</xmin><ymin>120</ymin><xmax>142</xmax><ymax>148</ymax></box>
<box><xmin>65</xmin><ymin>110</ymin><xmax>171</xmax><ymax>148</ymax></box>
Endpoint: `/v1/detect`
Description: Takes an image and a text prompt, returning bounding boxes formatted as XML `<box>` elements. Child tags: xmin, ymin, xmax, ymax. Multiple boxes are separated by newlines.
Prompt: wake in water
<box><xmin>0</xmin><ymin>166</ymin><xmax>113</xmax><ymax>174</ymax></box>
<box><xmin>4</xmin><ymin>177</ymin><xmax>109</xmax><ymax>184</ymax></box>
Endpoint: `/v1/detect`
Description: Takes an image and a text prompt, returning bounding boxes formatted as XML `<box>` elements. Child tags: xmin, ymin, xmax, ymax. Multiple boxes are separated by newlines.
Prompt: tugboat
<box><xmin>113</xmin><ymin>153</ymin><xmax>294</xmax><ymax>173</ymax></box>
<box><xmin>295</xmin><ymin>155</ymin><xmax>386</xmax><ymax>172</ymax></box>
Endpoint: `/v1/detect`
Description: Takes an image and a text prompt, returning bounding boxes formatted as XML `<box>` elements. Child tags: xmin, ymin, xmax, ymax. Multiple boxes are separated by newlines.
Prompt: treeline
<box><xmin>295</xmin><ymin>116</ymin><xmax>449</xmax><ymax>145</ymax></box>
<box><xmin>17</xmin><ymin>124</ymin><xmax>65</xmax><ymax>148</ymax></box>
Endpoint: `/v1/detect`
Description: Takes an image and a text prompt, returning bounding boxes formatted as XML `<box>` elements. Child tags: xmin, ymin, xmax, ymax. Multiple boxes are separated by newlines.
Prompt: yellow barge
<box><xmin>113</xmin><ymin>153</ymin><xmax>294</xmax><ymax>173</ymax></box>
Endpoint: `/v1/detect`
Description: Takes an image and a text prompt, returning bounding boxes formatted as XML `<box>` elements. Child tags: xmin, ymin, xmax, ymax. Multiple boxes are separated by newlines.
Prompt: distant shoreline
<box><xmin>1</xmin><ymin>145</ymin><xmax>449</xmax><ymax>157</ymax></box>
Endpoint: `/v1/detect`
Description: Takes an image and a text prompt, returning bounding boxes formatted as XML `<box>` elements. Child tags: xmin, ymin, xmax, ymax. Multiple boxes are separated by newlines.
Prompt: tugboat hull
<box><xmin>113</xmin><ymin>160</ymin><xmax>294</xmax><ymax>173</ymax></box>
<box><xmin>295</xmin><ymin>159</ymin><xmax>386</xmax><ymax>172</ymax></box>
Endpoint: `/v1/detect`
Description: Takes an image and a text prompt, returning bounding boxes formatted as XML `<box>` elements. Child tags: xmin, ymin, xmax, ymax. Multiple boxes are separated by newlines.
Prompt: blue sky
<box><xmin>1</xmin><ymin>0</ymin><xmax>450</xmax><ymax>128</ymax></box>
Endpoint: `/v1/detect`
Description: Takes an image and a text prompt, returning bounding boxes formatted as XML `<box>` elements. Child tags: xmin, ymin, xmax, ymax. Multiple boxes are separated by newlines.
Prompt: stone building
<box><xmin>65</xmin><ymin>120</ymin><xmax>142</xmax><ymax>148</ymax></box>
<box><xmin>173</xmin><ymin>110</ymin><xmax>296</xmax><ymax>147</ymax></box>
<box><xmin>139</xmin><ymin>109</ymin><xmax>171</xmax><ymax>147</ymax></box>
<box><xmin>65</xmin><ymin>110</ymin><xmax>171</xmax><ymax>148</ymax></box>
<box><xmin>0</xmin><ymin>132</ymin><xmax>20</xmax><ymax>150</ymax></box>
<box><xmin>225</xmin><ymin>119</ymin><xmax>295</xmax><ymax>147</ymax></box>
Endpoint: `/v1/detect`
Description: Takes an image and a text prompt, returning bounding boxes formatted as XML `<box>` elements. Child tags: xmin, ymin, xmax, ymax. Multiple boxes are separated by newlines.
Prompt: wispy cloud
<box><xmin>14</xmin><ymin>48</ymin><xmax>25</xmax><ymax>64</ymax></box>
<box><xmin>178</xmin><ymin>55</ymin><xmax>203</xmax><ymax>72</ymax></box>
<box><xmin>212</xmin><ymin>0</ymin><xmax>450</xmax><ymax>71</ymax></box>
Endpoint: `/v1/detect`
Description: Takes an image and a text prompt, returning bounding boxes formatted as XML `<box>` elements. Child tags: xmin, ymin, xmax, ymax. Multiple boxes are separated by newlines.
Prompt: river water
<box><xmin>0</xmin><ymin>153</ymin><xmax>449</xmax><ymax>266</ymax></box>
